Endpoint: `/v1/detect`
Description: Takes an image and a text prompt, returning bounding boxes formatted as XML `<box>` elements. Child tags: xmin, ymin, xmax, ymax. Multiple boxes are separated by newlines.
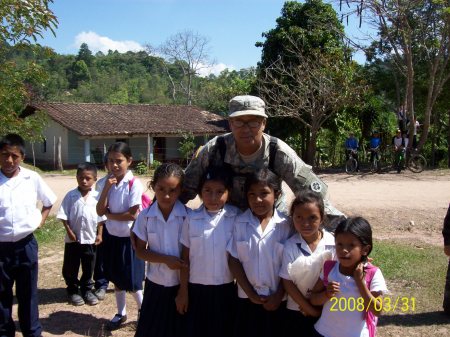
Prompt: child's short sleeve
<box><xmin>180</xmin><ymin>217</ymin><xmax>190</xmax><ymax>248</ymax></box>
<box><xmin>132</xmin><ymin>211</ymin><xmax>147</xmax><ymax>242</ymax></box>
<box><xmin>370</xmin><ymin>269</ymin><xmax>389</xmax><ymax>294</ymax></box>
<box><xmin>35</xmin><ymin>173</ymin><xmax>57</xmax><ymax>207</ymax></box>
<box><xmin>129</xmin><ymin>177</ymin><xmax>144</xmax><ymax>208</ymax></box>
<box><xmin>56</xmin><ymin>191</ymin><xmax>72</xmax><ymax>221</ymax></box>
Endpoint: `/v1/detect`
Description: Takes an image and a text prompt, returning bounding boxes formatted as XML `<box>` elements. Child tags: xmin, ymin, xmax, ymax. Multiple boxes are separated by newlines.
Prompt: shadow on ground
<box><xmin>379</xmin><ymin>311</ymin><xmax>450</xmax><ymax>327</ymax></box>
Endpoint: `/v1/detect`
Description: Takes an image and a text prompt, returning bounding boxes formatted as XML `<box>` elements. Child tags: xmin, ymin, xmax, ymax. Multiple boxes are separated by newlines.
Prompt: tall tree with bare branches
<box><xmin>153</xmin><ymin>30</ymin><xmax>214</xmax><ymax>105</ymax></box>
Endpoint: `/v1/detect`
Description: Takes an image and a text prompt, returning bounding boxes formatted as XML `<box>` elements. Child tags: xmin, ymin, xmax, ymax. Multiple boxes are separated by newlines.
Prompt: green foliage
<box><xmin>150</xmin><ymin>159</ymin><xmax>161</xmax><ymax>170</ymax></box>
<box><xmin>179</xmin><ymin>132</ymin><xmax>196</xmax><ymax>165</ymax></box>
<box><xmin>0</xmin><ymin>0</ymin><xmax>57</xmax><ymax>138</ymax></box>
<box><xmin>134</xmin><ymin>160</ymin><xmax>149</xmax><ymax>175</ymax></box>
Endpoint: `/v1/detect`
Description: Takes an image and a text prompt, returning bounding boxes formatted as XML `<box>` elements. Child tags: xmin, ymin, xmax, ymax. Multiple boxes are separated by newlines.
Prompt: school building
<box><xmin>22</xmin><ymin>102</ymin><xmax>228</xmax><ymax>169</ymax></box>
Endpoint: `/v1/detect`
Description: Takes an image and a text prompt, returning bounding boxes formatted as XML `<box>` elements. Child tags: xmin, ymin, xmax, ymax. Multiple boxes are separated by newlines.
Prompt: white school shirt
<box><xmin>0</xmin><ymin>167</ymin><xmax>57</xmax><ymax>242</ymax></box>
<box><xmin>279</xmin><ymin>230</ymin><xmax>335</xmax><ymax>311</ymax></box>
<box><xmin>104</xmin><ymin>171</ymin><xmax>143</xmax><ymax>237</ymax></box>
<box><xmin>180</xmin><ymin>203</ymin><xmax>240</xmax><ymax>285</ymax></box>
<box><xmin>57</xmin><ymin>188</ymin><xmax>102</xmax><ymax>244</ymax></box>
<box><xmin>133</xmin><ymin>200</ymin><xmax>189</xmax><ymax>287</ymax></box>
<box><xmin>314</xmin><ymin>262</ymin><xmax>388</xmax><ymax>337</ymax></box>
<box><xmin>95</xmin><ymin>175</ymin><xmax>108</xmax><ymax>193</ymax></box>
<box><xmin>227</xmin><ymin>209</ymin><xmax>292</xmax><ymax>298</ymax></box>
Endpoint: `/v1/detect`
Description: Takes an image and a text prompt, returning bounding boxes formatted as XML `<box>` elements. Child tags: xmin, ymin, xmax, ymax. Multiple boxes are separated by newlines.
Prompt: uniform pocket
<box><xmin>147</xmin><ymin>233</ymin><xmax>160</xmax><ymax>251</ymax></box>
<box><xmin>190</xmin><ymin>236</ymin><xmax>204</xmax><ymax>256</ymax></box>
<box><xmin>236</xmin><ymin>241</ymin><xmax>250</xmax><ymax>262</ymax></box>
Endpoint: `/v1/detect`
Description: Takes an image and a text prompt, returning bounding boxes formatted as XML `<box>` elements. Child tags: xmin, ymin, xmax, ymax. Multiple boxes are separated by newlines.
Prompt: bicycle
<box><xmin>369</xmin><ymin>147</ymin><xmax>381</xmax><ymax>173</ymax></box>
<box><xmin>345</xmin><ymin>149</ymin><xmax>358</xmax><ymax>174</ymax></box>
<box><xmin>406</xmin><ymin>148</ymin><xmax>427</xmax><ymax>173</ymax></box>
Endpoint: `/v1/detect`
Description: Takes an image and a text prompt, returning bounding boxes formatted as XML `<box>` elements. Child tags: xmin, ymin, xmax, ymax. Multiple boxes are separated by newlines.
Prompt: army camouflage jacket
<box><xmin>181</xmin><ymin>133</ymin><xmax>341</xmax><ymax>216</ymax></box>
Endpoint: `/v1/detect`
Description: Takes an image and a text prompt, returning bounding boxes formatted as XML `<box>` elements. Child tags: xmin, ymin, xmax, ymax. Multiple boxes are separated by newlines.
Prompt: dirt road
<box><xmin>27</xmin><ymin>170</ymin><xmax>450</xmax><ymax>336</ymax></box>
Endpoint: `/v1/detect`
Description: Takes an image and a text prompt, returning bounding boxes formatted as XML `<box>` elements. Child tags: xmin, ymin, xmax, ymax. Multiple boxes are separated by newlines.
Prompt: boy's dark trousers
<box><xmin>444</xmin><ymin>260</ymin><xmax>450</xmax><ymax>314</ymax></box>
<box><xmin>62</xmin><ymin>242</ymin><xmax>96</xmax><ymax>295</ymax></box>
<box><xmin>93</xmin><ymin>228</ymin><xmax>108</xmax><ymax>290</ymax></box>
<box><xmin>0</xmin><ymin>234</ymin><xmax>42</xmax><ymax>337</ymax></box>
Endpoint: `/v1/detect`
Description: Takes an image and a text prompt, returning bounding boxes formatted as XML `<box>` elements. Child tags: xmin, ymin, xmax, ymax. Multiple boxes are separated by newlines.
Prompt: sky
<box><xmin>37</xmin><ymin>0</ymin><xmax>369</xmax><ymax>76</ymax></box>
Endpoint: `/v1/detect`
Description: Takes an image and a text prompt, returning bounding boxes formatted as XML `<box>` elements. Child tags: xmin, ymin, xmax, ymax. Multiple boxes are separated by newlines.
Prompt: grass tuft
<box><xmin>34</xmin><ymin>216</ymin><xmax>65</xmax><ymax>246</ymax></box>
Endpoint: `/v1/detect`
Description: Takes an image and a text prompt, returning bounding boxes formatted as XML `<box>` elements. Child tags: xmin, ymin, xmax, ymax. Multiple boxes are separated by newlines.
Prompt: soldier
<box><xmin>180</xmin><ymin>95</ymin><xmax>342</xmax><ymax>218</ymax></box>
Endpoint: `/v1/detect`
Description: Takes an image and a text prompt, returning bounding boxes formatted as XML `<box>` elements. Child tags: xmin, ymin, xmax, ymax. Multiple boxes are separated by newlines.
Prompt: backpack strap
<box><xmin>128</xmin><ymin>177</ymin><xmax>135</xmax><ymax>190</ymax></box>
<box><xmin>268</xmin><ymin>136</ymin><xmax>278</xmax><ymax>172</ymax></box>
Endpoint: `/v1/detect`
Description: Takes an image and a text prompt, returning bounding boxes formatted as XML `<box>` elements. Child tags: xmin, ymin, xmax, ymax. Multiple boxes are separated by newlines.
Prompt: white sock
<box><xmin>132</xmin><ymin>290</ymin><xmax>143</xmax><ymax>310</ymax></box>
<box><xmin>115</xmin><ymin>290</ymin><xmax>126</xmax><ymax>316</ymax></box>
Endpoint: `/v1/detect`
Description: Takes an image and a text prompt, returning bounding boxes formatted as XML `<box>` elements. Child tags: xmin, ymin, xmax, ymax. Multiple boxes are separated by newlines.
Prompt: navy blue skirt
<box><xmin>284</xmin><ymin>308</ymin><xmax>318</xmax><ymax>337</ymax></box>
<box><xmin>233</xmin><ymin>298</ymin><xmax>286</xmax><ymax>337</ymax></box>
<box><xmin>135</xmin><ymin>279</ymin><xmax>185</xmax><ymax>337</ymax></box>
<box><xmin>185</xmin><ymin>282</ymin><xmax>237</xmax><ymax>337</ymax></box>
<box><xmin>103</xmin><ymin>227</ymin><xmax>144</xmax><ymax>291</ymax></box>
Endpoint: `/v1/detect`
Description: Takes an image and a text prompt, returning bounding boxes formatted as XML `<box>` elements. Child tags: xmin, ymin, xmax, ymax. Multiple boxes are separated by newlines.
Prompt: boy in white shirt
<box><xmin>57</xmin><ymin>162</ymin><xmax>104</xmax><ymax>306</ymax></box>
<box><xmin>0</xmin><ymin>134</ymin><xmax>57</xmax><ymax>337</ymax></box>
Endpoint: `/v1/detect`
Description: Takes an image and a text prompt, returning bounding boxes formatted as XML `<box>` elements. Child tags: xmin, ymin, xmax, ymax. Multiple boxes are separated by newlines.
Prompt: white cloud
<box><xmin>197</xmin><ymin>63</ymin><xmax>235</xmax><ymax>77</ymax></box>
<box><xmin>73</xmin><ymin>31</ymin><xmax>144</xmax><ymax>54</ymax></box>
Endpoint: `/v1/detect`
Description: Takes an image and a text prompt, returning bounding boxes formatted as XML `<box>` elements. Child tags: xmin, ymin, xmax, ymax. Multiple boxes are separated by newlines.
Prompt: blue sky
<box><xmin>38</xmin><ymin>0</ymin><xmax>368</xmax><ymax>75</ymax></box>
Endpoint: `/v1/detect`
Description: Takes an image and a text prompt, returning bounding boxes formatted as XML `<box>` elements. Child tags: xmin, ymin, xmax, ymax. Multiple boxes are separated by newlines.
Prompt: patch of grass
<box><xmin>35</xmin><ymin>216</ymin><xmax>65</xmax><ymax>246</ymax></box>
<box><xmin>372</xmin><ymin>240</ymin><xmax>447</xmax><ymax>312</ymax></box>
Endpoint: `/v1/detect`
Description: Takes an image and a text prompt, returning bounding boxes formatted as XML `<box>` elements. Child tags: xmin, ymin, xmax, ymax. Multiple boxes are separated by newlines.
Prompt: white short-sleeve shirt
<box><xmin>57</xmin><ymin>188</ymin><xmax>101</xmax><ymax>244</ymax></box>
<box><xmin>227</xmin><ymin>209</ymin><xmax>292</xmax><ymax>298</ymax></box>
<box><xmin>133</xmin><ymin>200</ymin><xmax>189</xmax><ymax>287</ymax></box>
<box><xmin>180</xmin><ymin>203</ymin><xmax>240</xmax><ymax>285</ymax></box>
<box><xmin>0</xmin><ymin>167</ymin><xmax>57</xmax><ymax>242</ymax></box>
<box><xmin>314</xmin><ymin>262</ymin><xmax>388</xmax><ymax>337</ymax></box>
<box><xmin>280</xmin><ymin>230</ymin><xmax>335</xmax><ymax>310</ymax></box>
<box><xmin>105</xmin><ymin>171</ymin><xmax>143</xmax><ymax>237</ymax></box>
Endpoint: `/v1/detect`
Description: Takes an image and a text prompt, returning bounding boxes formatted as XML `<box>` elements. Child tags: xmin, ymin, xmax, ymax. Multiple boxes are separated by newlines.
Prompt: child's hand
<box><xmin>262</xmin><ymin>293</ymin><xmax>282</xmax><ymax>311</ymax></box>
<box><xmin>248</xmin><ymin>292</ymin><xmax>268</xmax><ymax>305</ymax></box>
<box><xmin>445</xmin><ymin>245</ymin><xmax>450</xmax><ymax>257</ymax></box>
<box><xmin>165</xmin><ymin>256</ymin><xmax>188</xmax><ymax>270</ymax></box>
<box><xmin>130</xmin><ymin>231</ymin><xmax>137</xmax><ymax>250</ymax></box>
<box><xmin>105</xmin><ymin>174</ymin><xmax>117</xmax><ymax>188</ymax></box>
<box><xmin>175</xmin><ymin>289</ymin><xmax>188</xmax><ymax>315</ymax></box>
<box><xmin>299</xmin><ymin>304</ymin><xmax>322</xmax><ymax>317</ymax></box>
<box><xmin>95</xmin><ymin>234</ymin><xmax>102</xmax><ymax>245</ymax></box>
<box><xmin>326</xmin><ymin>281</ymin><xmax>340</xmax><ymax>298</ymax></box>
<box><xmin>354</xmin><ymin>262</ymin><xmax>365</xmax><ymax>281</ymax></box>
<box><xmin>67</xmin><ymin>230</ymin><xmax>77</xmax><ymax>242</ymax></box>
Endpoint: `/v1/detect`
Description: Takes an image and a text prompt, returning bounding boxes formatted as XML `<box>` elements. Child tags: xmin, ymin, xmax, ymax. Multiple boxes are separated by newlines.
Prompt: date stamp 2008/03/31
<box><xmin>329</xmin><ymin>296</ymin><xmax>416</xmax><ymax>313</ymax></box>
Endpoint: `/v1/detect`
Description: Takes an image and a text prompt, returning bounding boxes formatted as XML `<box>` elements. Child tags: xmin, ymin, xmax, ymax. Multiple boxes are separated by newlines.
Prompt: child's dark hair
<box><xmin>244</xmin><ymin>169</ymin><xmax>282</xmax><ymax>196</ymax></box>
<box><xmin>76</xmin><ymin>162</ymin><xmax>98</xmax><ymax>177</ymax></box>
<box><xmin>290</xmin><ymin>189</ymin><xmax>325</xmax><ymax>221</ymax></box>
<box><xmin>107</xmin><ymin>142</ymin><xmax>132</xmax><ymax>160</ymax></box>
<box><xmin>198</xmin><ymin>166</ymin><xmax>232</xmax><ymax>193</ymax></box>
<box><xmin>335</xmin><ymin>216</ymin><xmax>373</xmax><ymax>258</ymax></box>
<box><xmin>0</xmin><ymin>133</ymin><xmax>26</xmax><ymax>155</ymax></box>
<box><xmin>150</xmin><ymin>162</ymin><xmax>185</xmax><ymax>190</ymax></box>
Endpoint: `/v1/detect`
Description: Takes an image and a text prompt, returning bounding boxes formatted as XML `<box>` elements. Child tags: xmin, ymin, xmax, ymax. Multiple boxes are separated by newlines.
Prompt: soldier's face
<box><xmin>229</xmin><ymin>116</ymin><xmax>266</xmax><ymax>149</ymax></box>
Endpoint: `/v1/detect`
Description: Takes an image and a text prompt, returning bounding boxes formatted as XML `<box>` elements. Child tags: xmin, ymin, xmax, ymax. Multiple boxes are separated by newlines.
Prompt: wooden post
<box><xmin>53</xmin><ymin>136</ymin><xmax>56</xmax><ymax>170</ymax></box>
<box><xmin>57</xmin><ymin>136</ymin><xmax>63</xmax><ymax>171</ymax></box>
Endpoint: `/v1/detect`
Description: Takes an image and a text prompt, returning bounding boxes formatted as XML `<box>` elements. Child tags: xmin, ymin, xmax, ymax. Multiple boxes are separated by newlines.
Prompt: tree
<box><xmin>256</xmin><ymin>0</ymin><xmax>355</xmax><ymax>165</ymax></box>
<box><xmin>337</xmin><ymin>0</ymin><xmax>450</xmax><ymax>152</ymax></box>
<box><xmin>152</xmin><ymin>30</ymin><xmax>214</xmax><ymax>105</ymax></box>
<box><xmin>258</xmin><ymin>41</ymin><xmax>360</xmax><ymax>164</ymax></box>
<box><xmin>0</xmin><ymin>0</ymin><xmax>57</xmax><ymax>140</ymax></box>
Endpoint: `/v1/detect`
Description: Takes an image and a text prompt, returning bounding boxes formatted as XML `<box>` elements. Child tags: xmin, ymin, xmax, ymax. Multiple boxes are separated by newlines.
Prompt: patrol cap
<box><xmin>228</xmin><ymin>95</ymin><xmax>268</xmax><ymax>118</ymax></box>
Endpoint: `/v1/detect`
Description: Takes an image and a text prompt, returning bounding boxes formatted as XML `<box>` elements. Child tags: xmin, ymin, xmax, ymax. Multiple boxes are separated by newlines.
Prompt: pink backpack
<box><xmin>323</xmin><ymin>260</ymin><xmax>379</xmax><ymax>337</ymax></box>
<box><xmin>129</xmin><ymin>177</ymin><xmax>152</xmax><ymax>210</ymax></box>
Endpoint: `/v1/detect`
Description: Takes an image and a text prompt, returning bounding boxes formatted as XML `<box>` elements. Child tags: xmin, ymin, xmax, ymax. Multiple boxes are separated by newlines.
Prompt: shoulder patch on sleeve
<box><xmin>310</xmin><ymin>181</ymin><xmax>322</xmax><ymax>193</ymax></box>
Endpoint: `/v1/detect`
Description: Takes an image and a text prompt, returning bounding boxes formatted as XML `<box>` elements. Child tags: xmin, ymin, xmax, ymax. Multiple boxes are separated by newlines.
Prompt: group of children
<box><xmin>2</xmin><ymin>133</ymin><xmax>391</xmax><ymax>337</ymax></box>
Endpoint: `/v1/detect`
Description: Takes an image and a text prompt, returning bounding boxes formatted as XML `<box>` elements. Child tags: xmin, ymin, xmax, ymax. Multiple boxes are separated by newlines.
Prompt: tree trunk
<box><xmin>306</xmin><ymin>129</ymin><xmax>318</xmax><ymax>166</ymax></box>
<box><xmin>57</xmin><ymin>136</ymin><xmax>63</xmax><ymax>171</ymax></box>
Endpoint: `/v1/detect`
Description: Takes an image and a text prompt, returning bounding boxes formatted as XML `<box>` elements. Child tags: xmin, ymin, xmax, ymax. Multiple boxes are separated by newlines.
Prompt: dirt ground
<box><xmin>14</xmin><ymin>169</ymin><xmax>450</xmax><ymax>336</ymax></box>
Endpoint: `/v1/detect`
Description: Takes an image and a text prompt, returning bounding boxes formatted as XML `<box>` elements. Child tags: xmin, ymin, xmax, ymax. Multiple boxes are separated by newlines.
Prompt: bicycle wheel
<box><xmin>346</xmin><ymin>158</ymin><xmax>357</xmax><ymax>174</ymax></box>
<box><xmin>408</xmin><ymin>154</ymin><xmax>426</xmax><ymax>173</ymax></box>
<box><xmin>370</xmin><ymin>158</ymin><xmax>379</xmax><ymax>173</ymax></box>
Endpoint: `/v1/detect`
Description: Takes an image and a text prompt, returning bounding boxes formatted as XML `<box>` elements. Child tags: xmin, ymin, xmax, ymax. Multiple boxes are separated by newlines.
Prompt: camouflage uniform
<box><xmin>443</xmin><ymin>205</ymin><xmax>450</xmax><ymax>314</ymax></box>
<box><xmin>181</xmin><ymin>133</ymin><xmax>342</xmax><ymax>216</ymax></box>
